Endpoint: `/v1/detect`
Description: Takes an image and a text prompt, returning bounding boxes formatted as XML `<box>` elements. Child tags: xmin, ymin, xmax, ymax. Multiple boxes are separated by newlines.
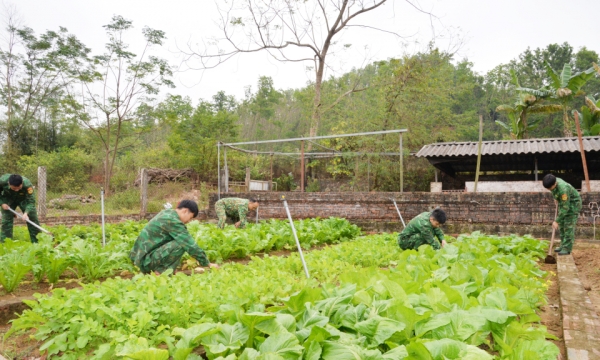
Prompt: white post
<box><xmin>100</xmin><ymin>188</ymin><xmax>106</xmax><ymax>247</ymax></box>
<box><xmin>281</xmin><ymin>195</ymin><xmax>309</xmax><ymax>278</ymax></box>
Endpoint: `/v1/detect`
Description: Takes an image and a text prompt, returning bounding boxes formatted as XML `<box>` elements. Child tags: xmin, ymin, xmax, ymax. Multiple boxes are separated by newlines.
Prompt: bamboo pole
<box><xmin>574</xmin><ymin>111</ymin><xmax>591</xmax><ymax>192</ymax></box>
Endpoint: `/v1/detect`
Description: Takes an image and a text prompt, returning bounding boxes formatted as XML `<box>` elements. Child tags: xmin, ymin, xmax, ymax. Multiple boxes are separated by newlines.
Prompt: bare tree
<box><xmin>77</xmin><ymin>15</ymin><xmax>173</xmax><ymax>194</ymax></box>
<box><xmin>182</xmin><ymin>0</ymin><xmax>410</xmax><ymax>143</ymax></box>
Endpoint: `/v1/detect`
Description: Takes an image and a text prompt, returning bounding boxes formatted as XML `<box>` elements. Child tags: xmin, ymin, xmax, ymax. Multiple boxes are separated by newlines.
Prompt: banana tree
<box><xmin>544</xmin><ymin>61</ymin><xmax>596</xmax><ymax>136</ymax></box>
<box><xmin>573</xmin><ymin>96</ymin><xmax>600</xmax><ymax>136</ymax></box>
<box><xmin>496</xmin><ymin>70</ymin><xmax>558</xmax><ymax>139</ymax></box>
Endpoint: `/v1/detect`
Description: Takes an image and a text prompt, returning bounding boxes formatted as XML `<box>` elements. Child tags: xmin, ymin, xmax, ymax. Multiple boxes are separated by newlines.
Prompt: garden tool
<box><xmin>6</xmin><ymin>207</ymin><xmax>53</xmax><ymax>237</ymax></box>
<box><xmin>544</xmin><ymin>205</ymin><xmax>558</xmax><ymax>264</ymax></box>
<box><xmin>390</xmin><ymin>198</ymin><xmax>406</xmax><ymax>228</ymax></box>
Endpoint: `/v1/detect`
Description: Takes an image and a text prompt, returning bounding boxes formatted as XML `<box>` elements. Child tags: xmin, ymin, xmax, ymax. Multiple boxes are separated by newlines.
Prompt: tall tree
<box><xmin>76</xmin><ymin>15</ymin><xmax>173</xmax><ymax>194</ymax></box>
<box><xmin>184</xmin><ymin>0</ymin><xmax>404</xmax><ymax>144</ymax></box>
<box><xmin>0</xmin><ymin>11</ymin><xmax>89</xmax><ymax>160</ymax></box>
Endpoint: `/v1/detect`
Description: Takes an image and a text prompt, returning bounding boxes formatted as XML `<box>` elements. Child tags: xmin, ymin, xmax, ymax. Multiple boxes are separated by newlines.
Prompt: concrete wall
<box><xmin>581</xmin><ymin>180</ymin><xmax>600</xmax><ymax>192</ymax></box>
<box><xmin>430</xmin><ymin>182</ymin><xmax>442</xmax><ymax>193</ymax></box>
<box><xmin>210</xmin><ymin>192</ymin><xmax>600</xmax><ymax>238</ymax></box>
<box><xmin>465</xmin><ymin>181</ymin><xmax>546</xmax><ymax>192</ymax></box>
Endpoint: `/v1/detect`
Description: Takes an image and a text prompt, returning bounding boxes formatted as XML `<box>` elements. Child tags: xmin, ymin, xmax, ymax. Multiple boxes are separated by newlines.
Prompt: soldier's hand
<box><xmin>552</xmin><ymin>221</ymin><xmax>559</xmax><ymax>230</ymax></box>
<box><xmin>22</xmin><ymin>213</ymin><xmax>29</xmax><ymax>222</ymax></box>
<box><xmin>234</xmin><ymin>221</ymin><xmax>241</xmax><ymax>228</ymax></box>
<box><xmin>209</xmin><ymin>263</ymin><xmax>220</xmax><ymax>269</ymax></box>
<box><xmin>441</xmin><ymin>240</ymin><xmax>447</xmax><ymax>248</ymax></box>
<box><xmin>1</xmin><ymin>204</ymin><xmax>8</xmax><ymax>210</ymax></box>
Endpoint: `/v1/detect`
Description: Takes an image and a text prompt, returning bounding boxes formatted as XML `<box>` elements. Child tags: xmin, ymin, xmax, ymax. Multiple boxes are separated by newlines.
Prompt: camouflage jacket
<box><xmin>399</xmin><ymin>211</ymin><xmax>444</xmax><ymax>250</ymax></box>
<box><xmin>0</xmin><ymin>174</ymin><xmax>36</xmax><ymax>213</ymax></box>
<box><xmin>216</xmin><ymin>197</ymin><xmax>250</xmax><ymax>228</ymax></box>
<box><xmin>551</xmin><ymin>178</ymin><xmax>582</xmax><ymax>222</ymax></box>
<box><xmin>129</xmin><ymin>209</ymin><xmax>209</xmax><ymax>267</ymax></box>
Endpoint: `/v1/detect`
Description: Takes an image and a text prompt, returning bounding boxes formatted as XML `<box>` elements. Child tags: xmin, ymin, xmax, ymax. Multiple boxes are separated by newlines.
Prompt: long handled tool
<box><xmin>390</xmin><ymin>198</ymin><xmax>406</xmax><ymax>228</ymax></box>
<box><xmin>544</xmin><ymin>205</ymin><xmax>558</xmax><ymax>264</ymax></box>
<box><xmin>281</xmin><ymin>195</ymin><xmax>309</xmax><ymax>278</ymax></box>
<box><xmin>6</xmin><ymin>207</ymin><xmax>53</xmax><ymax>237</ymax></box>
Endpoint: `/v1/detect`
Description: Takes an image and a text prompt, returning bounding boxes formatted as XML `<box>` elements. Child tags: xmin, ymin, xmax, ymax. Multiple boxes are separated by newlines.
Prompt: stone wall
<box><xmin>210</xmin><ymin>192</ymin><xmax>600</xmax><ymax>238</ymax></box>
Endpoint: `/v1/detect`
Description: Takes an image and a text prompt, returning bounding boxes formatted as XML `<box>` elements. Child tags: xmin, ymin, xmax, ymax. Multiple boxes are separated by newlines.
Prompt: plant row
<box><xmin>0</xmin><ymin>218</ymin><xmax>361</xmax><ymax>293</ymax></box>
<box><xmin>7</xmin><ymin>232</ymin><xmax>559</xmax><ymax>359</ymax></box>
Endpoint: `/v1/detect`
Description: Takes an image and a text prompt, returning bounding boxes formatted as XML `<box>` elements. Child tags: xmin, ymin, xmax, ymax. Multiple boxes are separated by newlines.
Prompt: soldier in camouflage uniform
<box><xmin>0</xmin><ymin>174</ymin><xmax>41</xmax><ymax>243</ymax></box>
<box><xmin>398</xmin><ymin>208</ymin><xmax>447</xmax><ymax>250</ymax></box>
<box><xmin>129</xmin><ymin>200</ymin><xmax>219</xmax><ymax>274</ymax></box>
<box><xmin>215</xmin><ymin>197</ymin><xmax>259</xmax><ymax>229</ymax></box>
<box><xmin>543</xmin><ymin>174</ymin><xmax>582</xmax><ymax>255</ymax></box>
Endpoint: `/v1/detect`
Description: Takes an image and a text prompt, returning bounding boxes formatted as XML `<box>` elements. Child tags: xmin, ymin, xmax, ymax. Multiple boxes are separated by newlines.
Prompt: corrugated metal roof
<box><xmin>415</xmin><ymin>136</ymin><xmax>600</xmax><ymax>158</ymax></box>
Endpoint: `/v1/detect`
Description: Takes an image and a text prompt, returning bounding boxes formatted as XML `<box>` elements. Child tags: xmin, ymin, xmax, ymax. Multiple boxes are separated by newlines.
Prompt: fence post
<box><xmin>37</xmin><ymin>166</ymin><xmax>47</xmax><ymax>218</ymax></box>
<box><xmin>245</xmin><ymin>167</ymin><xmax>251</xmax><ymax>192</ymax></box>
<box><xmin>140</xmin><ymin>168</ymin><xmax>148</xmax><ymax>217</ymax></box>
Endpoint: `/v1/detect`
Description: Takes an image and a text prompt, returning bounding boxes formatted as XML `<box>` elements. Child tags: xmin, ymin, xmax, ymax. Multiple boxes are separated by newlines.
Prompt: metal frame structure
<box><xmin>217</xmin><ymin>129</ymin><xmax>408</xmax><ymax>197</ymax></box>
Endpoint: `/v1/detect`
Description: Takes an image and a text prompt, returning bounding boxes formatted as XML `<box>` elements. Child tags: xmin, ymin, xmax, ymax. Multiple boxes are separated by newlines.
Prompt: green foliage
<box><xmin>17</xmin><ymin>147</ymin><xmax>94</xmax><ymax>192</ymax></box>
<box><xmin>7</xmin><ymin>232</ymin><xmax>557</xmax><ymax>359</ymax></box>
<box><xmin>274</xmin><ymin>173</ymin><xmax>297</xmax><ymax>191</ymax></box>
<box><xmin>0</xmin><ymin>218</ymin><xmax>360</xmax><ymax>293</ymax></box>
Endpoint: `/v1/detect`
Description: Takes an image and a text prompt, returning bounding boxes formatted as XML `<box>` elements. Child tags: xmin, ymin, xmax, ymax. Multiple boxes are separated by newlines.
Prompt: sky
<box><xmin>11</xmin><ymin>0</ymin><xmax>600</xmax><ymax>104</ymax></box>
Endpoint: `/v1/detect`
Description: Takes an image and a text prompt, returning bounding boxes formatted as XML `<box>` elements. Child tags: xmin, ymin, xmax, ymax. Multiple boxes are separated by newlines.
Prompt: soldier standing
<box><xmin>398</xmin><ymin>208</ymin><xmax>447</xmax><ymax>250</ymax></box>
<box><xmin>215</xmin><ymin>197</ymin><xmax>259</xmax><ymax>229</ymax></box>
<box><xmin>129</xmin><ymin>200</ymin><xmax>219</xmax><ymax>274</ymax></box>
<box><xmin>543</xmin><ymin>174</ymin><xmax>582</xmax><ymax>255</ymax></box>
<box><xmin>0</xmin><ymin>174</ymin><xmax>41</xmax><ymax>243</ymax></box>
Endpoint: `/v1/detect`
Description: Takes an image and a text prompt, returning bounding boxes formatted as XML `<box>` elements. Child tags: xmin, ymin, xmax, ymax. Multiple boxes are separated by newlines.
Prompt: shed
<box><xmin>415</xmin><ymin>137</ymin><xmax>600</xmax><ymax>191</ymax></box>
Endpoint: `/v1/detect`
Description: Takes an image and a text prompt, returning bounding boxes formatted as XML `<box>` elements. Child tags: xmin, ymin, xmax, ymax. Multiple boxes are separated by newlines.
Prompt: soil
<box><xmin>0</xmin><ymin>325</ymin><xmax>43</xmax><ymax>360</ymax></box>
<box><xmin>538</xmin><ymin>261</ymin><xmax>566</xmax><ymax>359</ymax></box>
<box><xmin>571</xmin><ymin>241</ymin><xmax>600</xmax><ymax>315</ymax></box>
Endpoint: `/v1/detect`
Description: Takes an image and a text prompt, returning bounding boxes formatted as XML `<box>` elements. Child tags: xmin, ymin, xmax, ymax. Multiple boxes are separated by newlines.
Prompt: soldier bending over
<box><xmin>129</xmin><ymin>200</ymin><xmax>219</xmax><ymax>274</ymax></box>
<box><xmin>398</xmin><ymin>208</ymin><xmax>447</xmax><ymax>250</ymax></box>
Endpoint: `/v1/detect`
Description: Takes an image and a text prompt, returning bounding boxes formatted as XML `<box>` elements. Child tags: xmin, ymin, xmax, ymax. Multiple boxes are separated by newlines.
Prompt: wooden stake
<box><xmin>574</xmin><ymin>111</ymin><xmax>591</xmax><ymax>192</ymax></box>
<box><xmin>300</xmin><ymin>140</ymin><xmax>305</xmax><ymax>192</ymax></box>
<box><xmin>474</xmin><ymin>115</ymin><xmax>483</xmax><ymax>192</ymax></box>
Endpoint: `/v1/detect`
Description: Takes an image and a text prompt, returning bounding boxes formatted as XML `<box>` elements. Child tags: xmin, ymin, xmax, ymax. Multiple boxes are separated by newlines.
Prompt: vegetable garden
<box><xmin>0</xmin><ymin>219</ymin><xmax>560</xmax><ymax>359</ymax></box>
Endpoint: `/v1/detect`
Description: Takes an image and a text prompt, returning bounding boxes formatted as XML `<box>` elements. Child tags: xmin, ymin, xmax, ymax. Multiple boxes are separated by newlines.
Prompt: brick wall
<box><xmin>209</xmin><ymin>192</ymin><xmax>600</xmax><ymax>238</ymax></box>
<box><xmin>39</xmin><ymin>210</ymin><xmax>208</xmax><ymax>227</ymax></box>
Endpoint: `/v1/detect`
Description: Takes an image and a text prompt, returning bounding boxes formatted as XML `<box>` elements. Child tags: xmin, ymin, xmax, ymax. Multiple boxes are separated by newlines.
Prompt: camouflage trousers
<box><xmin>398</xmin><ymin>234</ymin><xmax>440</xmax><ymax>251</ymax></box>
<box><xmin>215</xmin><ymin>203</ymin><xmax>238</xmax><ymax>229</ymax></box>
<box><xmin>558</xmin><ymin>213</ymin><xmax>578</xmax><ymax>252</ymax></box>
<box><xmin>140</xmin><ymin>241</ymin><xmax>185</xmax><ymax>274</ymax></box>
<box><xmin>1</xmin><ymin>203</ymin><xmax>41</xmax><ymax>243</ymax></box>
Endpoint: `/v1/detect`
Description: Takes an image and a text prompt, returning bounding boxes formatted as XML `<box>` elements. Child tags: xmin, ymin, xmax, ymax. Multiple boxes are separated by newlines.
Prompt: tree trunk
<box><xmin>563</xmin><ymin>110</ymin><xmax>572</xmax><ymax>137</ymax></box>
<box><xmin>521</xmin><ymin>112</ymin><xmax>528</xmax><ymax>139</ymax></box>
<box><xmin>104</xmin><ymin>113</ymin><xmax>111</xmax><ymax>196</ymax></box>
<box><xmin>308</xmin><ymin>59</ymin><xmax>325</xmax><ymax>151</ymax></box>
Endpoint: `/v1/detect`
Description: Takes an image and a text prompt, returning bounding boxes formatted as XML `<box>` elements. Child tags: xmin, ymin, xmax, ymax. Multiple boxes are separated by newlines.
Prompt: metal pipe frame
<box><xmin>223</xmin><ymin>129</ymin><xmax>408</xmax><ymax>146</ymax></box>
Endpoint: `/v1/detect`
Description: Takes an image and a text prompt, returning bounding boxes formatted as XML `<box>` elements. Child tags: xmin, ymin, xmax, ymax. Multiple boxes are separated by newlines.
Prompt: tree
<box><xmin>544</xmin><ymin>61</ymin><xmax>595</xmax><ymax>136</ymax></box>
<box><xmin>0</xmin><ymin>10</ymin><xmax>89</xmax><ymax>161</ymax></box>
<box><xmin>184</xmin><ymin>0</ymin><xmax>403</xmax><ymax>144</ymax></box>
<box><xmin>495</xmin><ymin>70</ymin><xmax>558</xmax><ymax>139</ymax></box>
<box><xmin>77</xmin><ymin>15</ymin><xmax>173</xmax><ymax>194</ymax></box>
<box><xmin>168</xmin><ymin>94</ymin><xmax>238</xmax><ymax>179</ymax></box>
<box><xmin>574</xmin><ymin>95</ymin><xmax>600</xmax><ymax>136</ymax></box>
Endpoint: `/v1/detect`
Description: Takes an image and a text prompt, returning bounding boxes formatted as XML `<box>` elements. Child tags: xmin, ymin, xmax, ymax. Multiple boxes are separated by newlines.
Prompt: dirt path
<box><xmin>571</xmin><ymin>241</ymin><xmax>600</xmax><ymax>315</ymax></box>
